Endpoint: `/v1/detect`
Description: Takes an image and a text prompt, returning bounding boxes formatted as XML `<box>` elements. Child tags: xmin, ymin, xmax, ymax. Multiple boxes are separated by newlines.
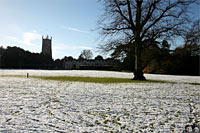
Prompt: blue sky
<box><xmin>0</xmin><ymin>0</ymin><xmax>102</xmax><ymax>59</ymax></box>
<box><xmin>0</xmin><ymin>0</ymin><xmax>199</xmax><ymax>59</ymax></box>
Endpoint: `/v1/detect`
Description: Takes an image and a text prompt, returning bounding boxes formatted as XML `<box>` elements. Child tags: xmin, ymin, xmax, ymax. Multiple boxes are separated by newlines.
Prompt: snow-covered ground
<box><xmin>0</xmin><ymin>70</ymin><xmax>199</xmax><ymax>132</ymax></box>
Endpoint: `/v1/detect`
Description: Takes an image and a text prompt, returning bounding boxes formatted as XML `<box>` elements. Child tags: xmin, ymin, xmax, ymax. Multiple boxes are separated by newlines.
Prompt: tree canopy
<box><xmin>98</xmin><ymin>0</ymin><xmax>199</xmax><ymax>80</ymax></box>
<box><xmin>78</xmin><ymin>49</ymin><xmax>93</xmax><ymax>60</ymax></box>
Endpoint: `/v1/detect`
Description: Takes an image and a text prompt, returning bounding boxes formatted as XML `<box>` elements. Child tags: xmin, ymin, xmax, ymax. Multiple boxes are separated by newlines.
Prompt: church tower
<box><xmin>41</xmin><ymin>35</ymin><xmax>52</xmax><ymax>58</ymax></box>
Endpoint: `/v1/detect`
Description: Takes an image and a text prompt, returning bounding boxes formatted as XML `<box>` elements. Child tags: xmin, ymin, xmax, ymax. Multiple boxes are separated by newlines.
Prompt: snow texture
<box><xmin>0</xmin><ymin>70</ymin><xmax>199</xmax><ymax>132</ymax></box>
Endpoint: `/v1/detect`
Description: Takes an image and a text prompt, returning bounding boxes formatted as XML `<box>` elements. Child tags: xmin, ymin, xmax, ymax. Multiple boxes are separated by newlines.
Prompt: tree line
<box><xmin>100</xmin><ymin>19</ymin><xmax>200</xmax><ymax>76</ymax></box>
<box><xmin>0</xmin><ymin>41</ymin><xmax>199</xmax><ymax>75</ymax></box>
<box><xmin>113</xmin><ymin>39</ymin><xmax>199</xmax><ymax>76</ymax></box>
<box><xmin>0</xmin><ymin>46</ymin><xmax>54</xmax><ymax>69</ymax></box>
<box><xmin>0</xmin><ymin>46</ymin><xmax>115</xmax><ymax>70</ymax></box>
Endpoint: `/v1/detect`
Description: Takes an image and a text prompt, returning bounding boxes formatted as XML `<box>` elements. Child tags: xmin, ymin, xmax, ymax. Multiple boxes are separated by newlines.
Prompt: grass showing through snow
<box><xmin>34</xmin><ymin>76</ymin><xmax>166</xmax><ymax>84</ymax></box>
<box><xmin>2</xmin><ymin>74</ymin><xmax>199</xmax><ymax>85</ymax></box>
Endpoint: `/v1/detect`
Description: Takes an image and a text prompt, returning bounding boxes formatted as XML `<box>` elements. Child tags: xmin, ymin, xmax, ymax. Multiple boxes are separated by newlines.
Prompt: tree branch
<box><xmin>114</xmin><ymin>0</ymin><xmax>130</xmax><ymax>25</ymax></box>
<box><xmin>141</xmin><ymin>0</ymin><xmax>185</xmax><ymax>39</ymax></box>
<box><xmin>103</xmin><ymin>27</ymin><xmax>131</xmax><ymax>31</ymax></box>
<box><xmin>126</xmin><ymin>0</ymin><xmax>135</xmax><ymax>30</ymax></box>
<box><xmin>141</xmin><ymin>1</ymin><xmax>159</xmax><ymax>29</ymax></box>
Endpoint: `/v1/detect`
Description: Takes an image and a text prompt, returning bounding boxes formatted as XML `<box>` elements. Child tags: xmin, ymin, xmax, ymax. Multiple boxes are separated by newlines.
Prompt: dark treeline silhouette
<box><xmin>112</xmin><ymin>39</ymin><xmax>200</xmax><ymax>76</ymax></box>
<box><xmin>0</xmin><ymin>46</ymin><xmax>58</xmax><ymax>69</ymax></box>
<box><xmin>99</xmin><ymin>18</ymin><xmax>200</xmax><ymax>76</ymax></box>
<box><xmin>0</xmin><ymin>40</ymin><xmax>199</xmax><ymax>75</ymax></box>
<box><xmin>0</xmin><ymin>46</ymin><xmax>115</xmax><ymax>70</ymax></box>
<box><xmin>143</xmin><ymin>41</ymin><xmax>200</xmax><ymax>76</ymax></box>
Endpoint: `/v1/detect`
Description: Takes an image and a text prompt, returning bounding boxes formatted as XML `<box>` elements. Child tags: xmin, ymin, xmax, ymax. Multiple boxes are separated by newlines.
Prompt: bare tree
<box><xmin>79</xmin><ymin>49</ymin><xmax>93</xmax><ymax>60</ymax></box>
<box><xmin>98</xmin><ymin>0</ymin><xmax>199</xmax><ymax>80</ymax></box>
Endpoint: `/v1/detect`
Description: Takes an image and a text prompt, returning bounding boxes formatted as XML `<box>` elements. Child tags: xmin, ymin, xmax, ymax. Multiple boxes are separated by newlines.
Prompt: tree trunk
<box><xmin>133</xmin><ymin>41</ymin><xmax>146</xmax><ymax>80</ymax></box>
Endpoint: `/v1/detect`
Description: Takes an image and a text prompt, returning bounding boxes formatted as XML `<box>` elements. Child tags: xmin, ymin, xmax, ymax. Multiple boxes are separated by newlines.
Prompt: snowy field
<box><xmin>0</xmin><ymin>70</ymin><xmax>200</xmax><ymax>132</ymax></box>
<box><xmin>0</xmin><ymin>69</ymin><xmax>200</xmax><ymax>83</ymax></box>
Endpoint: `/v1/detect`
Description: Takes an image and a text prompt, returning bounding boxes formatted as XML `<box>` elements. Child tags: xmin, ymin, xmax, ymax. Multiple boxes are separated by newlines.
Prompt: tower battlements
<box><xmin>41</xmin><ymin>35</ymin><xmax>52</xmax><ymax>58</ymax></box>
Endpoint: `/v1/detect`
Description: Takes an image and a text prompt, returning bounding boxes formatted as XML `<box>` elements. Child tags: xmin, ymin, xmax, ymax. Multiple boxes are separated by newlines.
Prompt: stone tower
<box><xmin>41</xmin><ymin>35</ymin><xmax>52</xmax><ymax>58</ymax></box>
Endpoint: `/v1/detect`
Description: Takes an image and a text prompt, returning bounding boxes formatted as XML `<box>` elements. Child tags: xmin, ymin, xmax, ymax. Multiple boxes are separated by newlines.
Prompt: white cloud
<box><xmin>62</xmin><ymin>26</ymin><xmax>90</xmax><ymax>34</ymax></box>
<box><xmin>22</xmin><ymin>32</ymin><xmax>41</xmax><ymax>45</ymax></box>
<box><xmin>7</xmin><ymin>31</ymin><xmax>41</xmax><ymax>46</ymax></box>
<box><xmin>53</xmin><ymin>43</ymin><xmax>93</xmax><ymax>51</ymax></box>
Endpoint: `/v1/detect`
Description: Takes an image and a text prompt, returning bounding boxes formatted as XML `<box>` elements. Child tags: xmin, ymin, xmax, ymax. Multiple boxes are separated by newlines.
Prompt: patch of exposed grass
<box><xmin>2</xmin><ymin>74</ymin><xmax>200</xmax><ymax>85</ymax></box>
<box><xmin>33</xmin><ymin>76</ymin><xmax>168</xmax><ymax>84</ymax></box>
<box><xmin>188</xmin><ymin>82</ymin><xmax>200</xmax><ymax>85</ymax></box>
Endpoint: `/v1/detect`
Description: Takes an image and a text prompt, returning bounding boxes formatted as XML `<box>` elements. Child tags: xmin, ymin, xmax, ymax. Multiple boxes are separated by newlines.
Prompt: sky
<box><xmin>0</xmin><ymin>0</ymin><xmax>199</xmax><ymax>59</ymax></box>
<box><xmin>0</xmin><ymin>0</ymin><xmax>102</xmax><ymax>59</ymax></box>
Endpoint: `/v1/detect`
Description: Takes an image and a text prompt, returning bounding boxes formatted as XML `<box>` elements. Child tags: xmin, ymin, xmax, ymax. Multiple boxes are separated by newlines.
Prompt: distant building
<box><xmin>41</xmin><ymin>35</ymin><xmax>52</xmax><ymax>58</ymax></box>
<box><xmin>63</xmin><ymin>56</ymin><xmax>113</xmax><ymax>70</ymax></box>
